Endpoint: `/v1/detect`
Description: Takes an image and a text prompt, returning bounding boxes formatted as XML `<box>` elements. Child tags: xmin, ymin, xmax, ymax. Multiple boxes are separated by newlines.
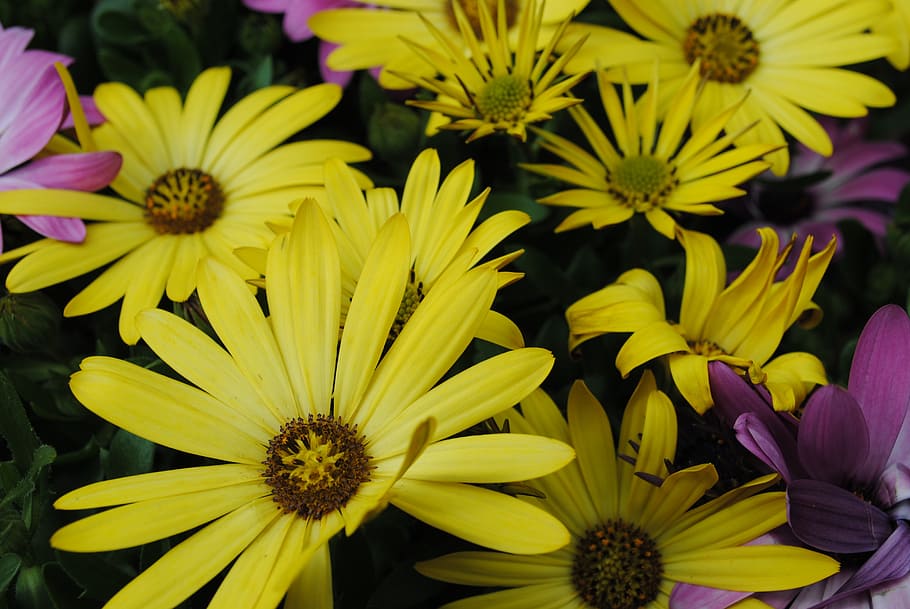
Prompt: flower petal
<box><xmin>787</xmin><ymin>479</ymin><xmax>893</xmax><ymax>553</ymax></box>
<box><xmin>415</xmin><ymin>551</ymin><xmax>569</xmax><ymax>587</ymax></box>
<box><xmin>848</xmin><ymin>305</ymin><xmax>910</xmax><ymax>481</ymax></box>
<box><xmin>390</xmin><ymin>478</ymin><xmax>570</xmax><ymax>554</ymax></box>
<box><xmin>798</xmin><ymin>385</ymin><xmax>870</xmax><ymax>486</ymax></box>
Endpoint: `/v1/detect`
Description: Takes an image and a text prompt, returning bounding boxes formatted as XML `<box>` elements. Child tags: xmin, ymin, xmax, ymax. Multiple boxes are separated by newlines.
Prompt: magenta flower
<box><xmin>728</xmin><ymin>118</ymin><xmax>910</xmax><ymax>254</ymax></box>
<box><xmin>681</xmin><ymin>306</ymin><xmax>910</xmax><ymax>609</ymax></box>
<box><xmin>0</xmin><ymin>23</ymin><xmax>121</xmax><ymax>252</ymax></box>
<box><xmin>243</xmin><ymin>0</ymin><xmax>363</xmax><ymax>86</ymax></box>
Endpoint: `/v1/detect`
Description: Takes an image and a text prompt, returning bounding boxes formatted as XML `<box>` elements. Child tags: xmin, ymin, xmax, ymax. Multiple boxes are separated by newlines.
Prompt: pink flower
<box><xmin>243</xmin><ymin>0</ymin><xmax>367</xmax><ymax>87</ymax></box>
<box><xmin>728</xmin><ymin>117</ymin><xmax>910</xmax><ymax>254</ymax></box>
<box><xmin>0</xmin><ymin>23</ymin><xmax>120</xmax><ymax>252</ymax></box>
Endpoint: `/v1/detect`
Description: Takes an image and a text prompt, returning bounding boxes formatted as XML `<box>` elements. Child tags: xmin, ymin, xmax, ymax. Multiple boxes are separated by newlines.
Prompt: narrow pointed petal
<box><xmin>284</xmin><ymin>541</ymin><xmax>333</xmax><ymax>609</ymax></box>
<box><xmin>568</xmin><ymin>380</ymin><xmax>618</xmax><ymax>520</ymax></box>
<box><xmin>787</xmin><ymin>479</ymin><xmax>893</xmax><ymax>553</ymax></box>
<box><xmin>415</xmin><ymin>551</ymin><xmax>569</xmax><ymax>587</ymax></box>
<box><xmin>390</xmin><ymin>478</ymin><xmax>570</xmax><ymax>554</ymax></box>
<box><xmin>402</xmin><ymin>434</ymin><xmax>574</xmax><ymax>483</ymax></box>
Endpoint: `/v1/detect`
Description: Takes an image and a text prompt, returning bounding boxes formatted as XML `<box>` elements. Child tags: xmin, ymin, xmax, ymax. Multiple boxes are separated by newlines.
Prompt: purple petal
<box><xmin>811</xmin><ymin>522</ymin><xmax>910</xmax><ymax>609</ymax></box>
<box><xmin>670</xmin><ymin>583</ymin><xmax>752</xmax><ymax>609</ymax></box>
<box><xmin>875</xmin><ymin>463</ymin><xmax>910</xmax><ymax>508</ymax></box>
<box><xmin>787</xmin><ymin>571</ymin><xmax>857</xmax><ymax>609</ymax></box>
<box><xmin>798</xmin><ymin>385</ymin><xmax>870</xmax><ymax>486</ymax></box>
<box><xmin>735</xmin><ymin>413</ymin><xmax>803</xmax><ymax>483</ymax></box>
<box><xmin>15</xmin><ymin>214</ymin><xmax>85</xmax><ymax>243</ymax></box>
<box><xmin>242</xmin><ymin>0</ymin><xmax>289</xmax><ymax>11</ymax></box>
<box><xmin>815</xmin><ymin>208</ymin><xmax>891</xmax><ymax>240</ymax></box>
<box><xmin>848</xmin><ymin>305</ymin><xmax>910</xmax><ymax>482</ymax></box>
<box><xmin>825</xmin><ymin>168</ymin><xmax>910</xmax><ymax>204</ymax></box>
<box><xmin>787</xmin><ymin>479</ymin><xmax>893</xmax><ymax>553</ymax></box>
<box><xmin>4</xmin><ymin>151</ymin><xmax>122</xmax><ymax>191</ymax></box>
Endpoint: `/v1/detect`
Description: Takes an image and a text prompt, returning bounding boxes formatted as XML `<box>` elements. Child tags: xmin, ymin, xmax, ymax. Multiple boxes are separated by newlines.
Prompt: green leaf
<box><xmin>107</xmin><ymin>429</ymin><xmax>154</xmax><ymax>479</ymax></box>
<box><xmin>0</xmin><ymin>446</ymin><xmax>56</xmax><ymax>512</ymax></box>
<box><xmin>14</xmin><ymin>565</ymin><xmax>54</xmax><ymax>609</ymax></box>
<box><xmin>0</xmin><ymin>371</ymin><xmax>39</xmax><ymax>472</ymax></box>
<box><xmin>0</xmin><ymin>554</ymin><xmax>21</xmax><ymax>598</ymax></box>
<box><xmin>55</xmin><ymin>551</ymin><xmax>133</xmax><ymax>602</ymax></box>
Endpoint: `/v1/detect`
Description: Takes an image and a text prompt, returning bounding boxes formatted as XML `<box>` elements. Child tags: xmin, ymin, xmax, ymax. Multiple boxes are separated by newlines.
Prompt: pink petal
<box><xmin>242</xmin><ymin>0</ymin><xmax>290</xmax><ymax>12</ymax></box>
<box><xmin>16</xmin><ymin>214</ymin><xmax>85</xmax><ymax>243</ymax></box>
<box><xmin>823</xmin><ymin>169</ymin><xmax>910</xmax><ymax>204</ymax></box>
<box><xmin>0</xmin><ymin>65</ymin><xmax>66</xmax><ymax>171</ymax></box>
<box><xmin>319</xmin><ymin>40</ymin><xmax>354</xmax><ymax>86</ymax></box>
<box><xmin>4</xmin><ymin>151</ymin><xmax>122</xmax><ymax>191</ymax></box>
<box><xmin>798</xmin><ymin>385</ymin><xmax>870</xmax><ymax>486</ymax></box>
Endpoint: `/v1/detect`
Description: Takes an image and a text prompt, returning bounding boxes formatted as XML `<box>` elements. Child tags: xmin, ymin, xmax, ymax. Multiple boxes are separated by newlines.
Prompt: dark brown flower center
<box><xmin>144</xmin><ymin>168</ymin><xmax>224</xmax><ymax>234</ymax></box>
<box><xmin>572</xmin><ymin>519</ymin><xmax>663</xmax><ymax>609</ymax></box>
<box><xmin>446</xmin><ymin>0</ymin><xmax>519</xmax><ymax>38</ymax></box>
<box><xmin>263</xmin><ymin>414</ymin><xmax>372</xmax><ymax>519</ymax></box>
<box><xmin>683</xmin><ymin>13</ymin><xmax>760</xmax><ymax>84</ymax></box>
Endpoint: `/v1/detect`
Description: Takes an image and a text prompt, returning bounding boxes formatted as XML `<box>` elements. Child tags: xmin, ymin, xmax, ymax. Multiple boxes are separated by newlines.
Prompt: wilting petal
<box><xmin>848</xmin><ymin>305</ymin><xmax>910</xmax><ymax>482</ymax></box>
<box><xmin>798</xmin><ymin>385</ymin><xmax>870</xmax><ymax>486</ymax></box>
<box><xmin>787</xmin><ymin>479</ymin><xmax>893</xmax><ymax>553</ymax></box>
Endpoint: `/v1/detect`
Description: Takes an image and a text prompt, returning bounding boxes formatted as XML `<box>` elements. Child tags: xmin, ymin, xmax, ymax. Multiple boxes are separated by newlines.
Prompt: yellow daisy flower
<box><xmin>521</xmin><ymin>63</ymin><xmax>776</xmax><ymax>238</ymax></box>
<box><xmin>309</xmin><ymin>0</ymin><xmax>589</xmax><ymax>90</ymax></box>
<box><xmin>393</xmin><ymin>0</ymin><xmax>588</xmax><ymax>142</ymax></box>
<box><xmin>237</xmin><ymin>149</ymin><xmax>531</xmax><ymax>349</ymax></box>
<box><xmin>562</xmin><ymin>0</ymin><xmax>897</xmax><ymax>174</ymax></box>
<box><xmin>417</xmin><ymin>374</ymin><xmax>840</xmax><ymax>609</ymax></box>
<box><xmin>0</xmin><ymin>67</ymin><xmax>371</xmax><ymax>344</ymax></box>
<box><xmin>566</xmin><ymin>227</ymin><xmax>836</xmax><ymax>413</ymax></box>
<box><xmin>52</xmin><ymin>201</ymin><xmax>575</xmax><ymax>609</ymax></box>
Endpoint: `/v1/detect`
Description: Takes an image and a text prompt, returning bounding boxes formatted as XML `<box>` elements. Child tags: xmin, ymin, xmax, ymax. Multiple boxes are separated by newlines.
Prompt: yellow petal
<box><xmin>668</xmin><ymin>352</ymin><xmax>714</xmax><ymax>414</ymax></box>
<box><xmin>283</xmin><ymin>540</ymin><xmax>333</xmax><ymax>609</ymax></box>
<box><xmin>402</xmin><ymin>434</ymin><xmax>575</xmax><ymax>483</ymax></box>
<box><xmin>415</xmin><ymin>551</ymin><xmax>569</xmax><ymax>587</ymax></box>
<box><xmin>179</xmin><ymin>66</ymin><xmax>231</xmax><ymax>167</ymax></box>
<box><xmin>51</xmin><ymin>480</ymin><xmax>268</xmax><ymax>552</ymax></box>
<box><xmin>568</xmin><ymin>380</ymin><xmax>619</xmax><ymax>520</ymax></box>
<box><xmin>678</xmin><ymin>228</ymin><xmax>725</xmax><ymax>338</ymax></box>
<box><xmin>0</xmin><ymin>190</ymin><xmax>142</xmax><ymax>221</ymax></box>
<box><xmin>615</xmin><ymin>320</ymin><xmax>689</xmax><ymax>377</ymax></box>
<box><xmin>390</xmin><ymin>478</ymin><xmax>571</xmax><ymax>554</ymax></box>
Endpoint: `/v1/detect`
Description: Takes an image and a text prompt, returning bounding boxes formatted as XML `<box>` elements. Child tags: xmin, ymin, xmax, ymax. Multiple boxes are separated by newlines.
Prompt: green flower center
<box><xmin>389</xmin><ymin>277</ymin><xmax>425</xmax><ymax>343</ymax></box>
<box><xmin>572</xmin><ymin>519</ymin><xmax>663</xmax><ymax>609</ymax></box>
<box><xmin>607</xmin><ymin>156</ymin><xmax>678</xmax><ymax>212</ymax></box>
<box><xmin>475</xmin><ymin>74</ymin><xmax>532</xmax><ymax>124</ymax></box>
<box><xmin>446</xmin><ymin>0</ymin><xmax>518</xmax><ymax>38</ymax></box>
<box><xmin>263</xmin><ymin>414</ymin><xmax>372</xmax><ymax>519</ymax></box>
<box><xmin>144</xmin><ymin>168</ymin><xmax>224</xmax><ymax>235</ymax></box>
<box><xmin>684</xmin><ymin>13</ymin><xmax>760</xmax><ymax>84</ymax></box>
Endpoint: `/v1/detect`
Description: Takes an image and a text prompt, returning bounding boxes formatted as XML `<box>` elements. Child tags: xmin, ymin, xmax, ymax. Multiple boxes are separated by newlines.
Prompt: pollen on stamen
<box><xmin>144</xmin><ymin>167</ymin><xmax>225</xmax><ymax>235</ymax></box>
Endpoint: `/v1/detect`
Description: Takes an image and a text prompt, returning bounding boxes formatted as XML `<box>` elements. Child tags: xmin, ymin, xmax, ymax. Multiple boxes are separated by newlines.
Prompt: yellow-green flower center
<box><xmin>683</xmin><ymin>13</ymin><xmax>760</xmax><ymax>84</ymax></box>
<box><xmin>263</xmin><ymin>414</ymin><xmax>372</xmax><ymax>519</ymax></box>
<box><xmin>144</xmin><ymin>167</ymin><xmax>224</xmax><ymax>234</ymax></box>
<box><xmin>475</xmin><ymin>74</ymin><xmax>532</xmax><ymax>124</ymax></box>
<box><xmin>446</xmin><ymin>0</ymin><xmax>518</xmax><ymax>37</ymax></box>
<box><xmin>389</xmin><ymin>278</ymin><xmax>425</xmax><ymax>342</ymax></box>
<box><xmin>572</xmin><ymin>519</ymin><xmax>663</xmax><ymax>609</ymax></box>
<box><xmin>607</xmin><ymin>156</ymin><xmax>678</xmax><ymax>212</ymax></box>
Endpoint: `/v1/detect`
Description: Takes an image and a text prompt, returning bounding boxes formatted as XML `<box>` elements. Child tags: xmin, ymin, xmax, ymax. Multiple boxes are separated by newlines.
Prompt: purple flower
<box><xmin>728</xmin><ymin>118</ymin><xmax>910</xmax><ymax>255</ymax></box>
<box><xmin>687</xmin><ymin>305</ymin><xmax>910</xmax><ymax>609</ymax></box>
<box><xmin>243</xmin><ymin>0</ymin><xmax>370</xmax><ymax>87</ymax></box>
<box><xmin>0</xmin><ymin>23</ymin><xmax>121</xmax><ymax>252</ymax></box>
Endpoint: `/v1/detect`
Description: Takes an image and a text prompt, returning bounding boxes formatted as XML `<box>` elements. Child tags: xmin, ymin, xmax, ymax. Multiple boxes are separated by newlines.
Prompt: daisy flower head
<box><xmin>52</xmin><ymin>200</ymin><xmax>575</xmax><ymax>609</ymax></box>
<box><xmin>729</xmin><ymin>117</ymin><xmax>910</xmax><ymax>255</ymax></box>
<box><xmin>563</xmin><ymin>0</ymin><xmax>897</xmax><ymax>174</ymax></box>
<box><xmin>0</xmin><ymin>66</ymin><xmax>371</xmax><ymax>344</ymax></box>
<box><xmin>520</xmin><ymin>62</ymin><xmax>777</xmax><ymax>239</ymax></box>
<box><xmin>566</xmin><ymin>227</ymin><xmax>836</xmax><ymax>414</ymax></box>
<box><xmin>0</xmin><ymin>24</ymin><xmax>121</xmax><ymax>250</ymax></box>
<box><xmin>393</xmin><ymin>0</ymin><xmax>588</xmax><ymax>142</ymax></box>
<box><xmin>238</xmin><ymin>148</ymin><xmax>531</xmax><ymax>348</ymax></box>
<box><xmin>309</xmin><ymin>0</ymin><xmax>589</xmax><ymax>90</ymax></box>
<box><xmin>417</xmin><ymin>372</ymin><xmax>840</xmax><ymax>609</ymax></box>
<box><xmin>703</xmin><ymin>305</ymin><xmax>910</xmax><ymax>609</ymax></box>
